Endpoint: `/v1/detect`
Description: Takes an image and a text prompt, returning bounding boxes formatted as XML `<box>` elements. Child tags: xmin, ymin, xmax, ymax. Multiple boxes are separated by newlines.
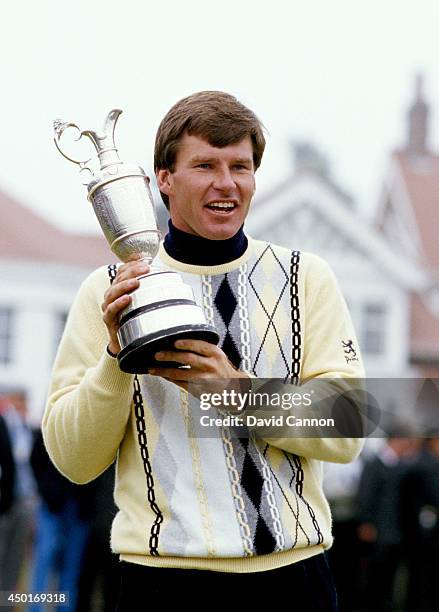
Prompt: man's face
<box><xmin>8</xmin><ymin>393</ymin><xmax>27</xmax><ymax>419</ymax></box>
<box><xmin>156</xmin><ymin>134</ymin><xmax>256</xmax><ymax>240</ymax></box>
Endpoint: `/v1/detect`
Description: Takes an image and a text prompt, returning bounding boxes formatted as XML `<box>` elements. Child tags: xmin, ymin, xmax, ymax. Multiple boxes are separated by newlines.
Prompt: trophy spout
<box><xmin>104</xmin><ymin>109</ymin><xmax>123</xmax><ymax>138</ymax></box>
<box><xmin>81</xmin><ymin>109</ymin><xmax>123</xmax><ymax>169</ymax></box>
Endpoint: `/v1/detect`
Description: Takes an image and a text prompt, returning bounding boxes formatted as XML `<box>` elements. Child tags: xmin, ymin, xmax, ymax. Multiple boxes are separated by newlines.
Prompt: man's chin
<box><xmin>199</xmin><ymin>221</ymin><xmax>243</xmax><ymax>241</ymax></box>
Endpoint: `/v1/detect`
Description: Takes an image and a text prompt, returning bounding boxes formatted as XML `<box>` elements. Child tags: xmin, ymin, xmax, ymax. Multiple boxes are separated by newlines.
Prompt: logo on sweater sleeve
<box><xmin>342</xmin><ymin>339</ymin><xmax>359</xmax><ymax>363</ymax></box>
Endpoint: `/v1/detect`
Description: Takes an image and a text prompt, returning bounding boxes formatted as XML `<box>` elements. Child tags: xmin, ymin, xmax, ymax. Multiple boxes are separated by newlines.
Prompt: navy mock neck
<box><xmin>163</xmin><ymin>220</ymin><xmax>248</xmax><ymax>266</ymax></box>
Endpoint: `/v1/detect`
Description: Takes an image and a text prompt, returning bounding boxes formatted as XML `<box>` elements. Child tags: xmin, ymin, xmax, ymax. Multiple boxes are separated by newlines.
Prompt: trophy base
<box><xmin>117</xmin><ymin>324</ymin><xmax>219</xmax><ymax>374</ymax></box>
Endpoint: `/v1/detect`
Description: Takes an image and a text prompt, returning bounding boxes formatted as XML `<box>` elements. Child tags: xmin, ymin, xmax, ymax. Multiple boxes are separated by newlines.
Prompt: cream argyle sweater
<box><xmin>43</xmin><ymin>237</ymin><xmax>364</xmax><ymax>572</ymax></box>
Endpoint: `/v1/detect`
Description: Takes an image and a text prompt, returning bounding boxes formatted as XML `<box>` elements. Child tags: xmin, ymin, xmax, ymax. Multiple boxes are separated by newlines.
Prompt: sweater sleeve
<box><xmin>42</xmin><ymin>266</ymin><xmax>134</xmax><ymax>484</ymax></box>
<box><xmin>252</xmin><ymin>253</ymin><xmax>365</xmax><ymax>463</ymax></box>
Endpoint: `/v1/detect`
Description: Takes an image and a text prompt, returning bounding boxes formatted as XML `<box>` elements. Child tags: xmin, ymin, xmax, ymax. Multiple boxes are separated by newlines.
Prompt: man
<box><xmin>43</xmin><ymin>91</ymin><xmax>364</xmax><ymax>610</ymax></box>
<box><xmin>357</xmin><ymin>434</ymin><xmax>419</xmax><ymax>611</ymax></box>
<box><xmin>0</xmin><ymin>391</ymin><xmax>35</xmax><ymax>593</ymax></box>
<box><xmin>0</xmin><ymin>410</ymin><xmax>16</xmax><ymax>594</ymax></box>
<box><xmin>28</xmin><ymin>429</ymin><xmax>94</xmax><ymax>612</ymax></box>
<box><xmin>0</xmin><ymin>411</ymin><xmax>15</xmax><ymax>517</ymax></box>
<box><xmin>399</xmin><ymin>435</ymin><xmax>439</xmax><ymax>612</ymax></box>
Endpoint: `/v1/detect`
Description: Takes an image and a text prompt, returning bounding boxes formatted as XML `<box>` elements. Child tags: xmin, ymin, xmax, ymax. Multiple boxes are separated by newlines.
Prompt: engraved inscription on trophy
<box><xmin>53</xmin><ymin>109</ymin><xmax>219</xmax><ymax>373</ymax></box>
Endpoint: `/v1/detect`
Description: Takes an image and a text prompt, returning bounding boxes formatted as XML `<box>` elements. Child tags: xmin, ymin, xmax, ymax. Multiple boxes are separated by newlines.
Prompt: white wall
<box><xmin>0</xmin><ymin>259</ymin><xmax>95</xmax><ymax>423</ymax></box>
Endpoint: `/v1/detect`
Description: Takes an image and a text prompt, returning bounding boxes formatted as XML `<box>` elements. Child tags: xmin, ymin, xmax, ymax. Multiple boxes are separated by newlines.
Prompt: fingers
<box><xmin>102</xmin><ymin>278</ymin><xmax>139</xmax><ymax>313</ymax></box>
<box><xmin>150</xmin><ymin>338</ymin><xmax>245</xmax><ymax>388</ymax></box>
<box><xmin>150</xmin><ymin>348</ymin><xmax>201</xmax><ymax>379</ymax></box>
<box><xmin>102</xmin><ymin>293</ymin><xmax>130</xmax><ymax>326</ymax></box>
<box><xmin>149</xmin><ymin>340</ymin><xmax>219</xmax><ymax>377</ymax></box>
<box><xmin>101</xmin><ymin>260</ymin><xmax>150</xmax><ymax>354</ymax></box>
<box><xmin>102</xmin><ymin>261</ymin><xmax>150</xmax><ymax>311</ymax></box>
<box><xmin>151</xmin><ymin>341</ymin><xmax>228</xmax><ymax>380</ymax></box>
<box><xmin>114</xmin><ymin>260</ymin><xmax>150</xmax><ymax>283</ymax></box>
<box><xmin>154</xmin><ymin>349</ymin><xmax>207</xmax><ymax>370</ymax></box>
<box><xmin>173</xmin><ymin>339</ymin><xmax>220</xmax><ymax>357</ymax></box>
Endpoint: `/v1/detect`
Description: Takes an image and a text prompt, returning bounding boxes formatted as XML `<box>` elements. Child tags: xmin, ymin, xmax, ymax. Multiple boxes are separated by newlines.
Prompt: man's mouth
<box><xmin>205</xmin><ymin>201</ymin><xmax>237</xmax><ymax>213</ymax></box>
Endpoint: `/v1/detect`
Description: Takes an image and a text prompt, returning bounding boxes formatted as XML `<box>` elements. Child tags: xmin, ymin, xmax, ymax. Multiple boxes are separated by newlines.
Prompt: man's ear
<box><xmin>156</xmin><ymin>169</ymin><xmax>173</xmax><ymax>196</ymax></box>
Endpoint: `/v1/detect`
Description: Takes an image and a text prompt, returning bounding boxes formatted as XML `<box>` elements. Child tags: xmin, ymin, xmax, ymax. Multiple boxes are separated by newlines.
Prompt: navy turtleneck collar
<box><xmin>163</xmin><ymin>220</ymin><xmax>248</xmax><ymax>266</ymax></box>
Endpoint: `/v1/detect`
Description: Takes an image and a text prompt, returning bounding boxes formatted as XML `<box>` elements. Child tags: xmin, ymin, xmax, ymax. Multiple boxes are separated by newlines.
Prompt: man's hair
<box><xmin>154</xmin><ymin>91</ymin><xmax>266</xmax><ymax>208</ymax></box>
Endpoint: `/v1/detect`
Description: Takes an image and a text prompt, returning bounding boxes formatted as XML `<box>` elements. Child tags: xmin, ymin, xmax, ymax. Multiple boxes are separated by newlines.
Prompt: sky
<box><xmin>1</xmin><ymin>0</ymin><xmax>438</xmax><ymax>234</ymax></box>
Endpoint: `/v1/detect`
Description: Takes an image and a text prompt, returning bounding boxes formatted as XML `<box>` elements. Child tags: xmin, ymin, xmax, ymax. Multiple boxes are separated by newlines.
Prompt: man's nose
<box><xmin>212</xmin><ymin>167</ymin><xmax>236</xmax><ymax>192</ymax></box>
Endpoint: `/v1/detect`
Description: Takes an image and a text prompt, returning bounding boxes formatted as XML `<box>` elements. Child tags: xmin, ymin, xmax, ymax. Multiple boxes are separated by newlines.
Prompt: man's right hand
<box><xmin>101</xmin><ymin>260</ymin><xmax>150</xmax><ymax>355</ymax></box>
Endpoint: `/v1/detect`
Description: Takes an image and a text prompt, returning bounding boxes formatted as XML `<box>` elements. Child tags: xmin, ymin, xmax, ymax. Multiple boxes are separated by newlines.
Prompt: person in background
<box><xmin>324</xmin><ymin>459</ymin><xmax>365</xmax><ymax>612</ymax></box>
<box><xmin>0</xmin><ymin>390</ymin><xmax>35</xmax><ymax>593</ymax></box>
<box><xmin>400</xmin><ymin>434</ymin><xmax>439</xmax><ymax>612</ymax></box>
<box><xmin>357</xmin><ymin>433</ymin><xmax>419</xmax><ymax>612</ymax></box>
<box><xmin>0</xmin><ymin>410</ymin><xmax>17</xmax><ymax>592</ymax></box>
<box><xmin>28</xmin><ymin>429</ymin><xmax>93</xmax><ymax>612</ymax></box>
<box><xmin>75</xmin><ymin>463</ymin><xmax>120</xmax><ymax>612</ymax></box>
<box><xmin>0</xmin><ymin>412</ymin><xmax>15</xmax><ymax>517</ymax></box>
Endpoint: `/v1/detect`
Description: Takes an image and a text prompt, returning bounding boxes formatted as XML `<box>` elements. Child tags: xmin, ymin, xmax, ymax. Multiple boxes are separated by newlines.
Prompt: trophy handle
<box><xmin>53</xmin><ymin>109</ymin><xmax>123</xmax><ymax>170</ymax></box>
<box><xmin>53</xmin><ymin>119</ymin><xmax>93</xmax><ymax>167</ymax></box>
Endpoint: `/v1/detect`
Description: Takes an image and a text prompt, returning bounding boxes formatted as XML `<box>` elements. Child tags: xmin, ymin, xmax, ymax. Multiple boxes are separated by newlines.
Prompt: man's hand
<box><xmin>101</xmin><ymin>260</ymin><xmax>150</xmax><ymax>355</ymax></box>
<box><xmin>148</xmin><ymin>339</ymin><xmax>249</xmax><ymax>393</ymax></box>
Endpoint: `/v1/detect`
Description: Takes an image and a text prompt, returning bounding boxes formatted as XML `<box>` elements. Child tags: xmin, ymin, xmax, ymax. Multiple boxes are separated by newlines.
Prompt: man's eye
<box><xmin>196</xmin><ymin>163</ymin><xmax>211</xmax><ymax>169</ymax></box>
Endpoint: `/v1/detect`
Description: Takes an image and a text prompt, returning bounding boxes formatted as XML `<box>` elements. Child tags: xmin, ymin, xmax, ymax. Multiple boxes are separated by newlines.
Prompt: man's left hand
<box><xmin>148</xmin><ymin>339</ymin><xmax>248</xmax><ymax>392</ymax></box>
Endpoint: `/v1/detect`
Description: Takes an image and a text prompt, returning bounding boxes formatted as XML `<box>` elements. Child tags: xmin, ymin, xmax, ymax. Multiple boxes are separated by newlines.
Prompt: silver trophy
<box><xmin>53</xmin><ymin>109</ymin><xmax>219</xmax><ymax>374</ymax></box>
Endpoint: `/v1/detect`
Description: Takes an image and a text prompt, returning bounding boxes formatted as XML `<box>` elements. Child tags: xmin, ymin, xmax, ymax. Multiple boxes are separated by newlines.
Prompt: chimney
<box><xmin>407</xmin><ymin>74</ymin><xmax>430</xmax><ymax>156</ymax></box>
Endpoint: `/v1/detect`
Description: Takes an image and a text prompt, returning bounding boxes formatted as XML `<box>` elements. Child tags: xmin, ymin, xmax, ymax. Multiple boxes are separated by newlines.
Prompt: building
<box><xmin>0</xmin><ymin>189</ymin><xmax>109</xmax><ymax>421</ymax></box>
<box><xmin>247</xmin><ymin>76</ymin><xmax>438</xmax><ymax>381</ymax></box>
<box><xmin>374</xmin><ymin>75</ymin><xmax>439</xmax><ymax>377</ymax></box>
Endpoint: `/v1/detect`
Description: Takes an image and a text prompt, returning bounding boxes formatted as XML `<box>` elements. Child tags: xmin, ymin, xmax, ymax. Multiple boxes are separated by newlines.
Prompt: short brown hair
<box><xmin>154</xmin><ymin>91</ymin><xmax>266</xmax><ymax>207</ymax></box>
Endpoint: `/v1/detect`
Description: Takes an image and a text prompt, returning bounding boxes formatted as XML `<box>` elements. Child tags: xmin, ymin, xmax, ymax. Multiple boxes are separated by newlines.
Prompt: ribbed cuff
<box><xmin>106</xmin><ymin>345</ymin><xmax>118</xmax><ymax>359</ymax></box>
<box><xmin>90</xmin><ymin>350</ymin><xmax>134</xmax><ymax>397</ymax></box>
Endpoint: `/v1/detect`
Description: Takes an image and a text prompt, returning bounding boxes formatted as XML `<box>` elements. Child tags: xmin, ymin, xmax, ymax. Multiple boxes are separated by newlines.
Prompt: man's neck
<box><xmin>163</xmin><ymin>220</ymin><xmax>248</xmax><ymax>266</ymax></box>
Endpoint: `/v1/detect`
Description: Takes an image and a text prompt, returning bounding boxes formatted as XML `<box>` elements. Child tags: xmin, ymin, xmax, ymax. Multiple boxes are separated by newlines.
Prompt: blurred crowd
<box><xmin>0</xmin><ymin>391</ymin><xmax>119</xmax><ymax>612</ymax></box>
<box><xmin>325</xmin><ymin>435</ymin><xmax>439</xmax><ymax>612</ymax></box>
<box><xmin>1</xmin><ymin>390</ymin><xmax>438</xmax><ymax>612</ymax></box>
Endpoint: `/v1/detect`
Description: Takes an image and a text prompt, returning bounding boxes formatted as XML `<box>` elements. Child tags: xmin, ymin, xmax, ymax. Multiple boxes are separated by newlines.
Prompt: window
<box><xmin>0</xmin><ymin>307</ymin><xmax>14</xmax><ymax>365</ymax></box>
<box><xmin>362</xmin><ymin>303</ymin><xmax>387</xmax><ymax>355</ymax></box>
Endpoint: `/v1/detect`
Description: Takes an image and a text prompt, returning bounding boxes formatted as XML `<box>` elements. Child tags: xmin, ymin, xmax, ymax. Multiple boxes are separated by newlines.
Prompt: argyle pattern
<box><xmin>133</xmin><ymin>241</ymin><xmax>324</xmax><ymax>558</ymax></box>
<box><xmin>213</xmin><ymin>274</ymin><xmax>241</xmax><ymax>368</ymax></box>
<box><xmin>210</xmin><ymin>268</ymin><xmax>279</xmax><ymax>554</ymax></box>
<box><xmin>247</xmin><ymin>244</ymin><xmax>292</xmax><ymax>381</ymax></box>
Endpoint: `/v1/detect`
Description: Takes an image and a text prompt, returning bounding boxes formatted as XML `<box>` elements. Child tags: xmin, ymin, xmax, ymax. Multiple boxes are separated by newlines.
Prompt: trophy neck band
<box><xmin>87</xmin><ymin>171</ymin><xmax>149</xmax><ymax>199</ymax></box>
